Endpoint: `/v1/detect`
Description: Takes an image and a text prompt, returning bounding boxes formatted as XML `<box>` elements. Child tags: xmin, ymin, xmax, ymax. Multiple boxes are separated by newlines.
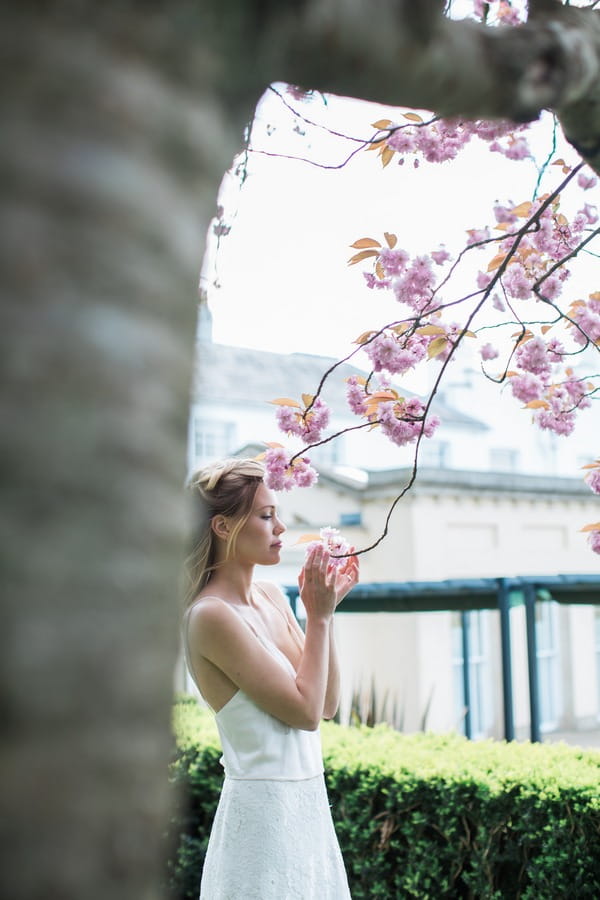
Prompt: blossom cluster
<box><xmin>304</xmin><ymin>527</ymin><xmax>352</xmax><ymax>569</ymax></box>
<box><xmin>263</xmin><ymin>446</ymin><xmax>318</xmax><ymax>492</ymax></box>
<box><xmin>346</xmin><ymin>376</ymin><xmax>440</xmax><ymax>448</ymax></box>
<box><xmin>275</xmin><ymin>396</ymin><xmax>330</xmax><ymax>444</ymax></box>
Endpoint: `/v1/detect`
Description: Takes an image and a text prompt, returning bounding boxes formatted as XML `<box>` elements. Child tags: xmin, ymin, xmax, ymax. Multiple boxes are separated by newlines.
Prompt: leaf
<box><xmin>345</xmin><ymin>374</ymin><xmax>367</xmax><ymax>386</ymax></box>
<box><xmin>524</xmin><ymin>400</ymin><xmax>549</xmax><ymax>409</ymax></box>
<box><xmin>254</xmin><ymin>451</ymin><xmax>266</xmax><ymax>461</ymax></box>
<box><xmin>590</xmin><ymin>291</ymin><xmax>600</xmax><ymax>302</ymax></box>
<box><xmin>369</xmin><ymin>390</ymin><xmax>398</xmax><ymax>401</ymax></box>
<box><xmin>264</xmin><ymin>441</ymin><xmax>284</xmax><ymax>449</ymax></box>
<box><xmin>270</xmin><ymin>397</ymin><xmax>301</xmax><ymax>408</ymax></box>
<box><xmin>511</xmin><ymin>201</ymin><xmax>533</xmax><ymax>217</ymax></box>
<box><xmin>416</xmin><ymin>324</ymin><xmax>446</xmax><ymax>336</ymax></box>
<box><xmin>541</xmin><ymin>324</ymin><xmax>553</xmax><ymax>335</ymax></box>
<box><xmin>366</xmin><ymin>139</ymin><xmax>388</xmax><ymax>152</ymax></box>
<box><xmin>348</xmin><ymin>249</ymin><xmax>380</xmax><ymax>265</ymax></box>
<box><xmin>384</xmin><ymin>232</ymin><xmax>398</xmax><ymax>249</ymax></box>
<box><xmin>487</xmin><ymin>252</ymin><xmax>507</xmax><ymax>272</ymax></box>
<box><xmin>354</xmin><ymin>330</ymin><xmax>377</xmax><ymax>345</ymax></box>
<box><xmin>381</xmin><ymin>145</ymin><xmax>395</xmax><ymax>168</ymax></box>
<box><xmin>350</xmin><ymin>237</ymin><xmax>382</xmax><ymax>249</ymax></box>
<box><xmin>403</xmin><ymin>112</ymin><xmax>423</xmax><ymax>123</ymax></box>
<box><xmin>295</xmin><ymin>533</ymin><xmax>322</xmax><ymax>544</ymax></box>
<box><xmin>301</xmin><ymin>393</ymin><xmax>314</xmax><ymax>407</ymax></box>
<box><xmin>494</xmin><ymin>222</ymin><xmax>510</xmax><ymax>231</ymax></box>
<box><xmin>375</xmin><ymin>261</ymin><xmax>385</xmax><ymax>280</ymax></box>
<box><xmin>371</xmin><ymin>119</ymin><xmax>393</xmax><ymax>130</ymax></box>
<box><xmin>464</xmin><ymin>330</ymin><xmax>477</xmax><ymax>338</ymax></box>
<box><xmin>580</xmin><ymin>522</ymin><xmax>600</xmax><ymax>533</ymax></box>
<box><xmin>555</xmin><ymin>213</ymin><xmax>568</xmax><ymax>226</ymax></box>
<box><xmin>581</xmin><ymin>460</ymin><xmax>600</xmax><ymax>470</ymax></box>
<box><xmin>427</xmin><ymin>337</ymin><xmax>448</xmax><ymax>359</ymax></box>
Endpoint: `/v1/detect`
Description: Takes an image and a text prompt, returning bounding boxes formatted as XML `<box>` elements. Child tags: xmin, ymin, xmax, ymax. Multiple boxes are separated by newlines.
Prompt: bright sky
<box><xmin>201</xmin><ymin>83</ymin><xmax>596</xmax><ymax>403</ymax></box>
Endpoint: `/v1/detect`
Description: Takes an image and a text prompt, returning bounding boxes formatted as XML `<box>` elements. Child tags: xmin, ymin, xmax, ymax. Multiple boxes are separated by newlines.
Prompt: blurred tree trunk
<box><xmin>2</xmin><ymin>2</ymin><xmax>599</xmax><ymax>898</ymax></box>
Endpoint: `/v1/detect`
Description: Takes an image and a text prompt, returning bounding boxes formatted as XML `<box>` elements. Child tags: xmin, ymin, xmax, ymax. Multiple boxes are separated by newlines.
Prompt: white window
<box><xmin>489</xmin><ymin>447</ymin><xmax>520</xmax><ymax>472</ymax></box>
<box><xmin>191</xmin><ymin>416</ymin><xmax>236</xmax><ymax>466</ymax></box>
<box><xmin>419</xmin><ymin>440</ymin><xmax>449</xmax><ymax>468</ymax></box>
<box><xmin>452</xmin><ymin>610</ymin><xmax>492</xmax><ymax>738</ymax></box>
<box><xmin>536</xmin><ymin>601</ymin><xmax>561</xmax><ymax>731</ymax></box>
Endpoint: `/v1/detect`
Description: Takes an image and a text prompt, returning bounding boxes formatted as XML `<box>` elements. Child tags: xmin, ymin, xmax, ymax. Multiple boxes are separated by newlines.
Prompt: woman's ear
<box><xmin>211</xmin><ymin>515</ymin><xmax>230</xmax><ymax>541</ymax></box>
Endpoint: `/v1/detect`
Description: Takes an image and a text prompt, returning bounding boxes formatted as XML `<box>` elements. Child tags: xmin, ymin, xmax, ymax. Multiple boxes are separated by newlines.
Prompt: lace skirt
<box><xmin>199</xmin><ymin>774</ymin><xmax>351</xmax><ymax>899</ymax></box>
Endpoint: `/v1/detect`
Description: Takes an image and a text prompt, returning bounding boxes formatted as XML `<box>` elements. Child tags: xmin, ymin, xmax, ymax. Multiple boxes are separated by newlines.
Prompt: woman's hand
<box><xmin>332</xmin><ymin>550</ymin><xmax>359</xmax><ymax>607</ymax></box>
<box><xmin>298</xmin><ymin>545</ymin><xmax>360</xmax><ymax>616</ymax></box>
<box><xmin>298</xmin><ymin>543</ymin><xmax>337</xmax><ymax>622</ymax></box>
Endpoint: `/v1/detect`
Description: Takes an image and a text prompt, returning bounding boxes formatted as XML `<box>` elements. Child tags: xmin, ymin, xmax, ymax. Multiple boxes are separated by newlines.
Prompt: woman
<box><xmin>183</xmin><ymin>457</ymin><xmax>359</xmax><ymax>899</ymax></box>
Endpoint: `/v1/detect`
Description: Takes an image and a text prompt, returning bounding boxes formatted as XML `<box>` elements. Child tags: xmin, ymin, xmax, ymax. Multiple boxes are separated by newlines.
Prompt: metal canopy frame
<box><xmin>285</xmin><ymin>574</ymin><xmax>600</xmax><ymax>742</ymax></box>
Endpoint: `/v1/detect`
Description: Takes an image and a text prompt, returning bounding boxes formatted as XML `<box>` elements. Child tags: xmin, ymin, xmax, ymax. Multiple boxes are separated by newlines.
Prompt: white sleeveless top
<box><xmin>183</xmin><ymin>595</ymin><xmax>323</xmax><ymax>782</ymax></box>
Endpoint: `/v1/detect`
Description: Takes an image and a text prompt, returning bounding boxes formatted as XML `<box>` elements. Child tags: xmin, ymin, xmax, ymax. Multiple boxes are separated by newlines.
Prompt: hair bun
<box><xmin>189</xmin><ymin>457</ymin><xmax>265</xmax><ymax>493</ymax></box>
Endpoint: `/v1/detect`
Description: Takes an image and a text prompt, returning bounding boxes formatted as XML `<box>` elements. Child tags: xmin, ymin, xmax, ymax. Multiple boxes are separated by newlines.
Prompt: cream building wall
<box><xmin>268</xmin><ymin>468</ymin><xmax>600</xmax><ymax>741</ymax></box>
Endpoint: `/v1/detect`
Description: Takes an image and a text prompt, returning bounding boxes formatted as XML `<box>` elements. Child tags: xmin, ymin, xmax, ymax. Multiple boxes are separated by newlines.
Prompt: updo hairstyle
<box><xmin>184</xmin><ymin>458</ymin><xmax>265</xmax><ymax>606</ymax></box>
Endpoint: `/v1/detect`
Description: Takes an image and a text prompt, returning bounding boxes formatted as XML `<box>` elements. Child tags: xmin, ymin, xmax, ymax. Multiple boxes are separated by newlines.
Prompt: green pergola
<box><xmin>285</xmin><ymin>574</ymin><xmax>600</xmax><ymax>742</ymax></box>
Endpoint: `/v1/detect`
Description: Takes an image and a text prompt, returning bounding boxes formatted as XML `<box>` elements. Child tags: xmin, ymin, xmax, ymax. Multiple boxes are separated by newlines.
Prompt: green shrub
<box><xmin>165</xmin><ymin>695</ymin><xmax>600</xmax><ymax>899</ymax></box>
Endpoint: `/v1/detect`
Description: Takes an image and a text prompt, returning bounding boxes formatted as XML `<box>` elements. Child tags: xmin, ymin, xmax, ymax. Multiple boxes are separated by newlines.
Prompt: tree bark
<box><xmin>1</xmin><ymin>2</ymin><xmax>598</xmax><ymax>898</ymax></box>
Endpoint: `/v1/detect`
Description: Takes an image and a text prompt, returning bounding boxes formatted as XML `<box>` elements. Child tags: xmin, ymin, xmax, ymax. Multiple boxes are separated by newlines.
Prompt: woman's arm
<box><xmin>299</xmin><ymin>550</ymin><xmax>360</xmax><ymax>721</ymax></box>
<box><xmin>189</xmin><ymin>543</ymin><xmax>337</xmax><ymax>731</ymax></box>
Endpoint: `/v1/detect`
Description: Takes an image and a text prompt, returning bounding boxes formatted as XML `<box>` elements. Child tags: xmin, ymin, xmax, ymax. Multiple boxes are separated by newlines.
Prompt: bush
<box><xmin>165</xmin><ymin>695</ymin><xmax>600</xmax><ymax>899</ymax></box>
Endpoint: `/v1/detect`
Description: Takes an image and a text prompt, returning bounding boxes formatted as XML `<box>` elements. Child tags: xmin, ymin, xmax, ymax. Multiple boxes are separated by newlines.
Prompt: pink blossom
<box><xmin>588</xmin><ymin>530</ymin><xmax>600</xmax><ymax>555</ymax></box>
<box><xmin>584</xmin><ymin>469</ymin><xmax>600</xmax><ymax>495</ymax></box>
<box><xmin>510</xmin><ymin>373</ymin><xmax>544</xmax><ymax>403</ymax></box>
<box><xmin>346</xmin><ymin>375</ymin><xmax>368</xmax><ymax>416</ymax></box>
<box><xmin>494</xmin><ymin>204</ymin><xmax>518</xmax><ymax>225</ymax></box>
<box><xmin>477</xmin><ymin>270</ymin><xmax>493</xmax><ymax>291</ymax></box>
<box><xmin>466</xmin><ymin>227</ymin><xmax>491</xmax><ymax>247</ymax></box>
<box><xmin>380</xmin><ymin>247</ymin><xmax>409</xmax><ymax>276</ymax></box>
<box><xmin>480</xmin><ymin>342</ymin><xmax>499</xmax><ymax>361</ymax></box>
<box><xmin>515</xmin><ymin>336</ymin><xmax>552</xmax><ymax>376</ymax></box>
<box><xmin>492</xmin><ymin>293</ymin><xmax>506</xmax><ymax>312</ymax></box>
<box><xmin>264</xmin><ymin>448</ymin><xmax>318</xmax><ymax>492</ymax></box>
<box><xmin>503</xmin><ymin>138</ymin><xmax>530</xmax><ymax>161</ymax></box>
<box><xmin>387</xmin><ymin>129</ymin><xmax>417</xmax><ymax>154</ymax></box>
<box><xmin>536</xmin><ymin>274</ymin><xmax>562</xmax><ymax>301</ymax></box>
<box><xmin>581</xmin><ymin>203</ymin><xmax>598</xmax><ymax>225</ymax></box>
<box><xmin>276</xmin><ymin>397</ymin><xmax>330</xmax><ymax>444</ymax></box>
<box><xmin>305</xmin><ymin>527</ymin><xmax>352</xmax><ymax>568</ymax></box>
<box><xmin>431</xmin><ymin>247</ymin><xmax>451</xmax><ymax>266</ymax></box>
<box><xmin>578</xmin><ymin>171</ymin><xmax>598</xmax><ymax>191</ymax></box>
<box><xmin>503</xmin><ymin>265</ymin><xmax>532</xmax><ymax>300</ymax></box>
<box><xmin>377</xmin><ymin>399</ymin><xmax>440</xmax><ymax>447</ymax></box>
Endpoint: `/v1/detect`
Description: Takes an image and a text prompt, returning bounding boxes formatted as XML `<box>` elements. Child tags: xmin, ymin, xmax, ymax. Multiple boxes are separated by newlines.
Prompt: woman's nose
<box><xmin>275</xmin><ymin>518</ymin><xmax>286</xmax><ymax>535</ymax></box>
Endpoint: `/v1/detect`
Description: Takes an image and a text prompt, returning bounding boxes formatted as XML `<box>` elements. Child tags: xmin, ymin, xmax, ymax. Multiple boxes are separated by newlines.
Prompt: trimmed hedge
<box><xmin>165</xmin><ymin>695</ymin><xmax>600</xmax><ymax>899</ymax></box>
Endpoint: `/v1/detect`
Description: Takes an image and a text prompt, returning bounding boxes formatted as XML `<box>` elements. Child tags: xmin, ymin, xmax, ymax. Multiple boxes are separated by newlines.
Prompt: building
<box><xmin>182</xmin><ymin>301</ymin><xmax>600</xmax><ymax>745</ymax></box>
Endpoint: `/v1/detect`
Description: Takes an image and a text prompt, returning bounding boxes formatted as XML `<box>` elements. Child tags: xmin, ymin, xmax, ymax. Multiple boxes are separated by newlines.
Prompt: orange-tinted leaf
<box><xmin>348</xmin><ymin>249</ymin><xmax>380</xmax><ymax>265</ymax></box>
<box><xmin>403</xmin><ymin>112</ymin><xmax>423</xmax><ymax>123</ymax></box>
<box><xmin>555</xmin><ymin>213</ymin><xmax>568</xmax><ymax>226</ymax></box>
<box><xmin>417</xmin><ymin>324</ymin><xmax>446</xmax><ymax>336</ymax></box>
<box><xmin>511</xmin><ymin>201</ymin><xmax>533</xmax><ymax>217</ymax></box>
<box><xmin>254</xmin><ymin>451</ymin><xmax>266</xmax><ymax>461</ymax></box>
<box><xmin>494</xmin><ymin>222</ymin><xmax>510</xmax><ymax>231</ymax></box>
<box><xmin>370</xmin><ymin>390</ymin><xmax>398</xmax><ymax>401</ymax></box>
<box><xmin>541</xmin><ymin>324</ymin><xmax>553</xmax><ymax>335</ymax></box>
<box><xmin>346</xmin><ymin>374</ymin><xmax>367</xmax><ymax>386</ymax></box>
<box><xmin>264</xmin><ymin>441</ymin><xmax>284</xmax><ymax>449</ymax></box>
<box><xmin>354</xmin><ymin>330</ymin><xmax>377</xmax><ymax>345</ymax></box>
<box><xmin>590</xmin><ymin>291</ymin><xmax>600</xmax><ymax>301</ymax></box>
<box><xmin>524</xmin><ymin>400</ymin><xmax>549</xmax><ymax>409</ymax></box>
<box><xmin>487</xmin><ymin>252</ymin><xmax>507</xmax><ymax>272</ymax></box>
<box><xmin>381</xmin><ymin>145</ymin><xmax>395</xmax><ymax>168</ymax></box>
<box><xmin>375</xmin><ymin>261</ymin><xmax>385</xmax><ymax>280</ymax></box>
<box><xmin>580</xmin><ymin>522</ymin><xmax>600</xmax><ymax>532</ymax></box>
<box><xmin>384</xmin><ymin>232</ymin><xmax>398</xmax><ymax>249</ymax></box>
<box><xmin>301</xmin><ymin>393</ymin><xmax>314</xmax><ymax>407</ymax></box>
<box><xmin>427</xmin><ymin>337</ymin><xmax>448</xmax><ymax>359</ymax></box>
<box><xmin>371</xmin><ymin>119</ymin><xmax>393</xmax><ymax>130</ymax></box>
<box><xmin>350</xmin><ymin>237</ymin><xmax>382</xmax><ymax>249</ymax></box>
<box><xmin>366</xmin><ymin>139</ymin><xmax>388</xmax><ymax>152</ymax></box>
<box><xmin>270</xmin><ymin>397</ymin><xmax>301</xmax><ymax>408</ymax></box>
<box><xmin>581</xmin><ymin>459</ymin><xmax>600</xmax><ymax>470</ymax></box>
<box><xmin>295</xmin><ymin>533</ymin><xmax>322</xmax><ymax>544</ymax></box>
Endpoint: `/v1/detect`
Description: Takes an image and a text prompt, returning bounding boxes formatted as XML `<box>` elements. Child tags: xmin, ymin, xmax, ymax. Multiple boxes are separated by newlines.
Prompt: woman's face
<box><xmin>233</xmin><ymin>483</ymin><xmax>286</xmax><ymax>566</ymax></box>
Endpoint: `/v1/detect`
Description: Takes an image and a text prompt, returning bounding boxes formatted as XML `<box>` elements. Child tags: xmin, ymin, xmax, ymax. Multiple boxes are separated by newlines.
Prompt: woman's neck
<box><xmin>208</xmin><ymin>561</ymin><xmax>255</xmax><ymax>605</ymax></box>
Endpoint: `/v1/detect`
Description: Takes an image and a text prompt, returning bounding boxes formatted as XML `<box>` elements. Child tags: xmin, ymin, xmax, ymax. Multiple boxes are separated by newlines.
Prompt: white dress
<box><xmin>185</xmin><ymin>604</ymin><xmax>351</xmax><ymax>900</ymax></box>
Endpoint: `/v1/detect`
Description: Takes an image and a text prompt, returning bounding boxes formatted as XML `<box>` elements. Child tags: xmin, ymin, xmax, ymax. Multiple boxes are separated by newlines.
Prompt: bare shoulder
<box><xmin>186</xmin><ymin>595</ymin><xmax>239</xmax><ymax>649</ymax></box>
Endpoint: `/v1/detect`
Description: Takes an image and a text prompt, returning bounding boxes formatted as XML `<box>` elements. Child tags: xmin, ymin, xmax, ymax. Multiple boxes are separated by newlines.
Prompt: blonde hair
<box><xmin>184</xmin><ymin>458</ymin><xmax>265</xmax><ymax>607</ymax></box>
